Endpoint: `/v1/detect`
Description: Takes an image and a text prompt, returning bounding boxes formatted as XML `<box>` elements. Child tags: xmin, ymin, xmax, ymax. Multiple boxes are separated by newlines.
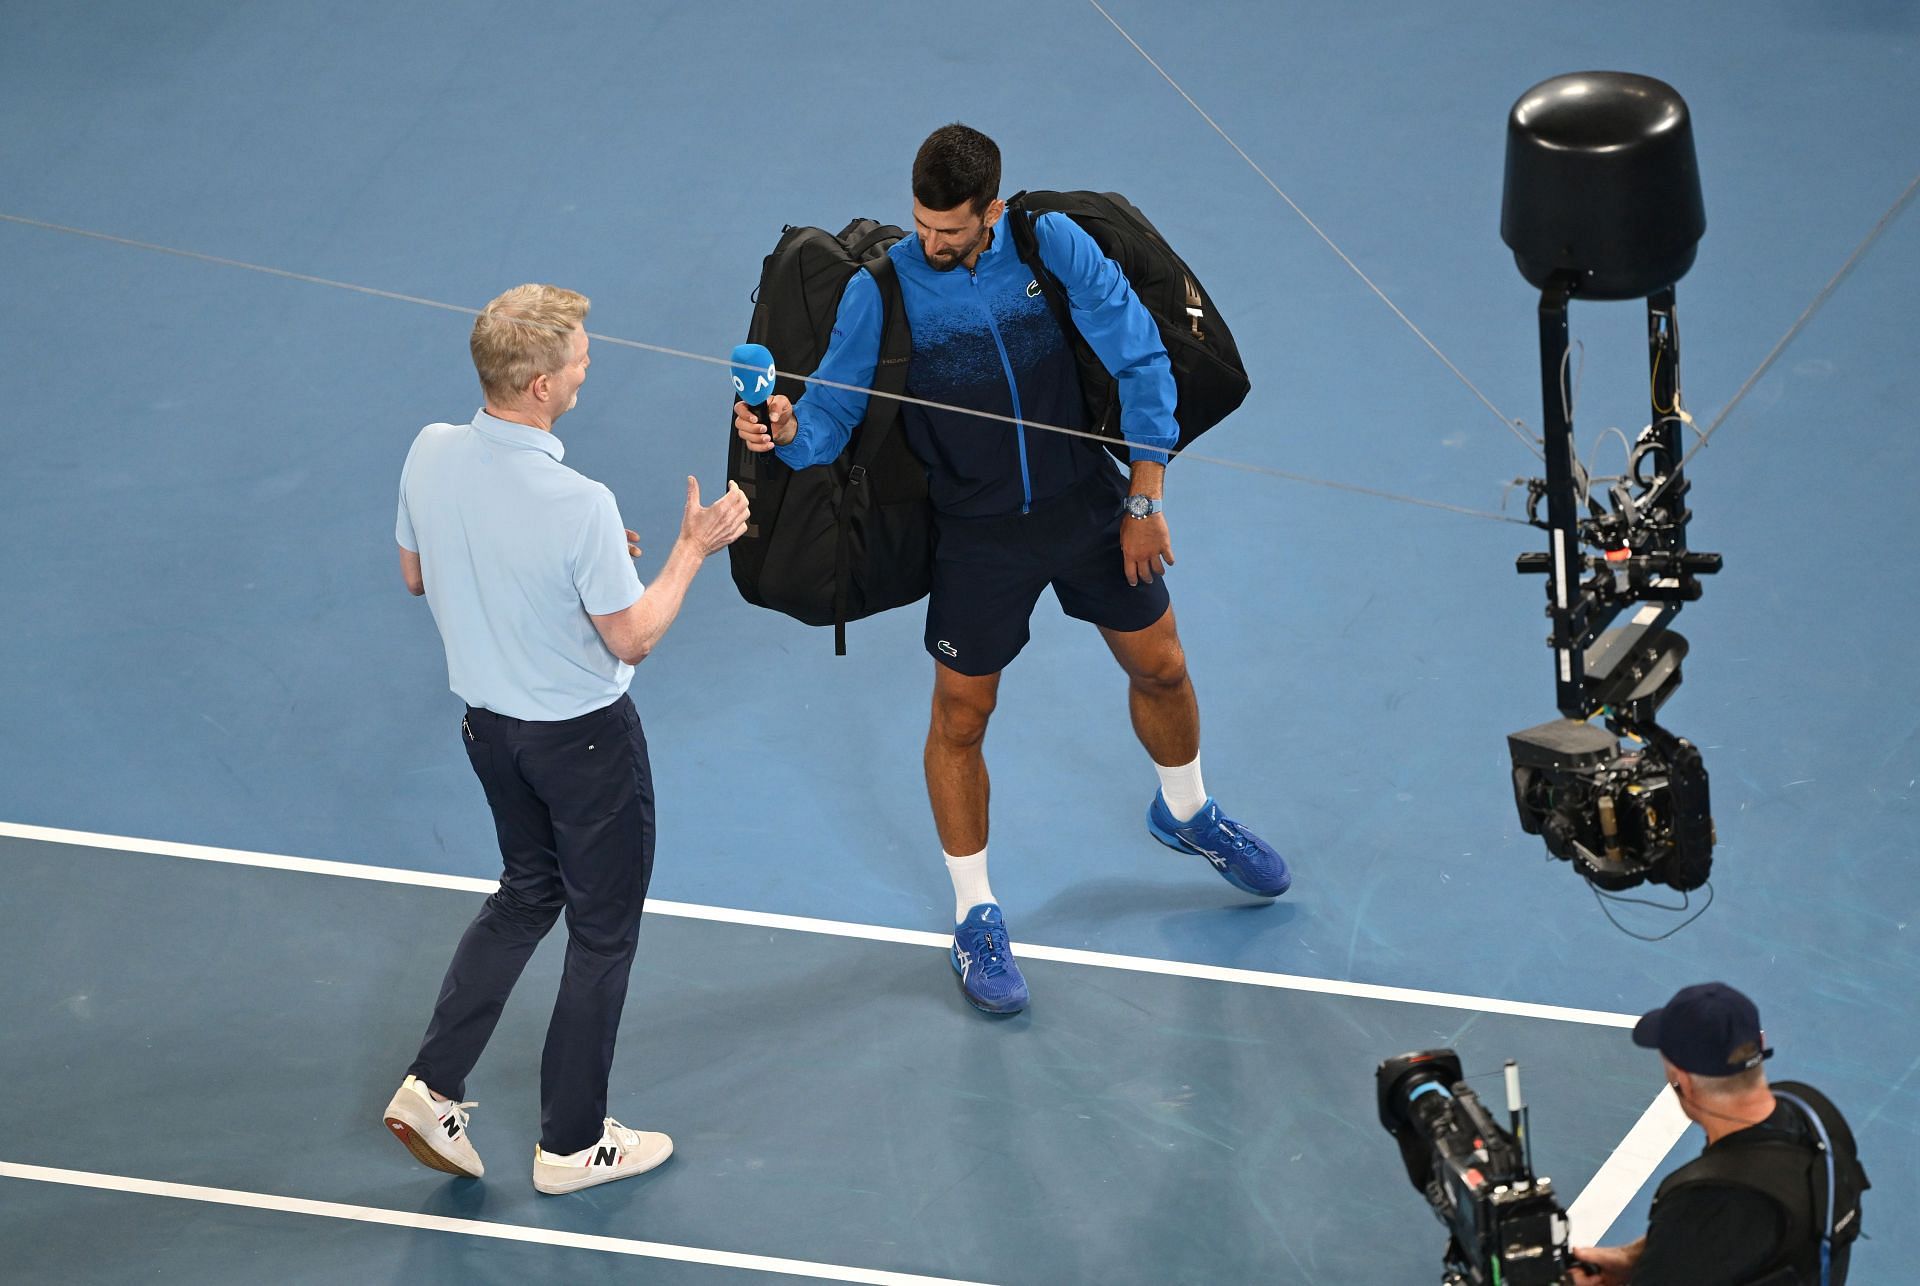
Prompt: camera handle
<box><xmin>1506</xmin><ymin>1059</ymin><xmax>1535</xmax><ymax>1177</ymax></box>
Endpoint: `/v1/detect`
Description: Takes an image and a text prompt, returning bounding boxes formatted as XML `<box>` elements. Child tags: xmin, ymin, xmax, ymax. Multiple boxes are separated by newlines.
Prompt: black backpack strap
<box><xmin>845</xmin><ymin>224</ymin><xmax>897</xmax><ymax>261</ymax></box>
<box><xmin>1770</xmin><ymin>1083</ymin><xmax>1863</xmax><ymax>1173</ymax></box>
<box><xmin>1772</xmin><ymin>1090</ymin><xmax>1838</xmax><ymax>1286</ymax></box>
<box><xmin>1651</xmin><ymin>1087</ymin><xmax>1873</xmax><ymax>1286</ymax></box>
<box><xmin>1006</xmin><ymin>192</ymin><xmax>1080</xmax><ymax>343</ymax></box>
<box><xmin>850</xmin><ymin>255</ymin><xmax>909</xmax><ymax>469</ymax></box>
<box><xmin>1006</xmin><ymin>193</ymin><xmax>1125</xmax><ymax>451</ymax></box>
<box><xmin>1771</xmin><ymin>1081</ymin><xmax>1869</xmax><ymax>1285</ymax></box>
<box><xmin>831</xmin><ymin>253</ymin><xmax>911</xmax><ymax>655</ymax></box>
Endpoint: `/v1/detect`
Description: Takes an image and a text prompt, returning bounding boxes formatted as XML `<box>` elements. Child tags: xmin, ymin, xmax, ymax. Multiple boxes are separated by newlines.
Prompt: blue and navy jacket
<box><xmin>775</xmin><ymin>212</ymin><xmax>1177</xmax><ymax>519</ymax></box>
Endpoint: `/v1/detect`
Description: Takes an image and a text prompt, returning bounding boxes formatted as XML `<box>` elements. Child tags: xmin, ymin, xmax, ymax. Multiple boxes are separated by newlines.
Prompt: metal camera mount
<box><xmin>1500</xmin><ymin>73</ymin><xmax>1722</xmax><ymax>892</ymax></box>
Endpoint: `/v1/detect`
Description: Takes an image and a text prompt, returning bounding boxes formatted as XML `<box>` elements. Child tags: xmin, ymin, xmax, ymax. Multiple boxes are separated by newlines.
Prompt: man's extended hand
<box><xmin>1121</xmin><ymin>512</ymin><xmax>1174</xmax><ymax>587</ymax></box>
<box><xmin>680</xmin><ymin>477</ymin><xmax>750</xmax><ymax>555</ymax></box>
<box><xmin>734</xmin><ymin>395</ymin><xmax>797</xmax><ymax>453</ymax></box>
<box><xmin>624</xmin><ymin>528</ymin><xmax>642</xmax><ymax>558</ymax></box>
<box><xmin>1569</xmin><ymin>1240</ymin><xmax>1642</xmax><ymax>1286</ymax></box>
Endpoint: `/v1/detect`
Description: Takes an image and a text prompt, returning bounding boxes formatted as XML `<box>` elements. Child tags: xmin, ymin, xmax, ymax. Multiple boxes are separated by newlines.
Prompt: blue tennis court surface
<box><xmin>3</xmin><ymin>835</ymin><xmax>1667</xmax><ymax>1284</ymax></box>
<box><xmin>2</xmin><ymin>1</ymin><xmax>1915</xmax><ymax>1280</ymax></box>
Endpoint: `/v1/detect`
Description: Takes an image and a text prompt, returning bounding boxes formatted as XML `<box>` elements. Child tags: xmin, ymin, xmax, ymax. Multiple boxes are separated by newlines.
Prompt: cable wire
<box><xmin>0</xmin><ymin>209</ymin><xmax>1532</xmax><ymax>526</ymax></box>
<box><xmin>1086</xmin><ymin>0</ymin><xmax>1915</xmax><ymax>490</ymax></box>
<box><xmin>1679</xmin><ymin>169</ymin><xmax>1920</xmax><ymax>471</ymax></box>
<box><xmin>1082</xmin><ymin>0</ymin><xmax>1542</xmax><ymax>462</ymax></box>
<box><xmin>1586</xmin><ymin>876</ymin><xmax>1716</xmax><ymax>942</ymax></box>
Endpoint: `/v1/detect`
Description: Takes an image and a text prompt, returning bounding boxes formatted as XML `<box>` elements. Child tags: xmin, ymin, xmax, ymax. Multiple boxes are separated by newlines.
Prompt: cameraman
<box><xmin>1573</xmin><ymin>983</ymin><xmax>1867</xmax><ymax>1286</ymax></box>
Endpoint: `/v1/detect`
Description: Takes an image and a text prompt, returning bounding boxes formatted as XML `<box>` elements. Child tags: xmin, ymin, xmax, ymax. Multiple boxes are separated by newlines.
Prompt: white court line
<box><xmin>0</xmin><ymin>820</ymin><xmax>1637</xmax><ymax>1026</ymax></box>
<box><xmin>0</xmin><ymin>819</ymin><xmax>1691</xmax><ymax>1253</ymax></box>
<box><xmin>0</xmin><ymin>1162</ymin><xmax>996</xmax><ymax>1286</ymax></box>
<box><xmin>1565</xmin><ymin>1086</ymin><xmax>1692</xmax><ymax>1245</ymax></box>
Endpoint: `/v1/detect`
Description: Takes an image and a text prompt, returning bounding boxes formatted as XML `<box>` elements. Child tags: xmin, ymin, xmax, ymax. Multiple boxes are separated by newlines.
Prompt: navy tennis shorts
<box><xmin>924</xmin><ymin>468</ymin><xmax>1171</xmax><ymax>676</ymax></box>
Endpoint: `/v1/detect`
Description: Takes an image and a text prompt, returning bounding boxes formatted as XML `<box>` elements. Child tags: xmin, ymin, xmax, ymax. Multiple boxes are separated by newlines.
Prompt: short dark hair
<box><xmin>912</xmin><ymin>124</ymin><xmax>1001</xmax><ymax>214</ymax></box>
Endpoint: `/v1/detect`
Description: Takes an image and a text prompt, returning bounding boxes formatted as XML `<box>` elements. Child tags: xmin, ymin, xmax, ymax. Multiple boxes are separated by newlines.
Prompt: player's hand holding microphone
<box><xmin>731</xmin><ymin>343</ymin><xmax>796</xmax><ymax>452</ymax></box>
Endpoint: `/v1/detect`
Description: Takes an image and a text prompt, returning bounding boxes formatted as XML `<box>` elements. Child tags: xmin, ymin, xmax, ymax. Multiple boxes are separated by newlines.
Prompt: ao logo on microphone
<box><xmin>729</xmin><ymin>343</ymin><xmax>777</xmax><ymax>405</ymax></box>
<box><xmin>732</xmin><ymin>366</ymin><xmax>773</xmax><ymax>399</ymax></box>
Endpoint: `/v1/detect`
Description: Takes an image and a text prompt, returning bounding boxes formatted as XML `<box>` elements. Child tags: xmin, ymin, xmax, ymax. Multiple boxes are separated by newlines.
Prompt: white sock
<box><xmin>544</xmin><ymin>1124</ymin><xmax>609</xmax><ymax>1164</ymax></box>
<box><xmin>944</xmin><ymin>847</ymin><xmax>995</xmax><ymax>924</ymax></box>
<box><xmin>1154</xmin><ymin>754</ymin><xmax>1208</xmax><ymax>823</ymax></box>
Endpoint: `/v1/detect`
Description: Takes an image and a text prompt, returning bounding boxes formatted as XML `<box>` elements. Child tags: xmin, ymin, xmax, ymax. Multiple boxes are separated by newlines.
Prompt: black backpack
<box><xmin>1653</xmin><ymin>1081</ymin><xmax>1868</xmax><ymax>1285</ymax></box>
<box><xmin>1005</xmin><ymin>189</ymin><xmax>1251</xmax><ymax>456</ymax></box>
<box><xmin>724</xmin><ymin>220</ymin><xmax>932</xmax><ymax>654</ymax></box>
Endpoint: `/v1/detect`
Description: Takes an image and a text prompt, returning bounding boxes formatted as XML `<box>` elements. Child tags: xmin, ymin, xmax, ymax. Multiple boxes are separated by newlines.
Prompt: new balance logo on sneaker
<box><xmin>382</xmin><ymin>1075</ymin><xmax>484</xmax><ymax>1179</ymax></box>
<box><xmin>533</xmin><ymin>1118</ymin><xmax>672</xmax><ymax>1195</ymax></box>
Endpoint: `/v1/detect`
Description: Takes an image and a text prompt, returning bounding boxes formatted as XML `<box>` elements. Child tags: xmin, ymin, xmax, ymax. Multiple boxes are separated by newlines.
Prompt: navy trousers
<box><xmin>408</xmin><ymin>694</ymin><xmax>654</xmax><ymax>1155</ymax></box>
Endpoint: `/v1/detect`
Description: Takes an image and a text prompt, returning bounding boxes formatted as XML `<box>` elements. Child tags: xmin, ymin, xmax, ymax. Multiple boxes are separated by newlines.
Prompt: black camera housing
<box><xmin>1377</xmin><ymin>1050</ymin><xmax>1577</xmax><ymax>1285</ymax></box>
<box><xmin>1507</xmin><ymin>610</ymin><xmax>1715</xmax><ymax>891</ymax></box>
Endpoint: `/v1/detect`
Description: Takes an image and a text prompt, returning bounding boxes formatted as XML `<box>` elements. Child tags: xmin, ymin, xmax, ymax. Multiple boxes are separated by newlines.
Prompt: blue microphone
<box><xmin>730</xmin><ymin>343</ymin><xmax>777</xmax><ymax>430</ymax></box>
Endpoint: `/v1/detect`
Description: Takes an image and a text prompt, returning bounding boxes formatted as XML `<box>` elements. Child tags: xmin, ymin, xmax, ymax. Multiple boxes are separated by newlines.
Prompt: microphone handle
<box><xmin>742</xmin><ymin>400</ymin><xmax>775</xmax><ymax>483</ymax></box>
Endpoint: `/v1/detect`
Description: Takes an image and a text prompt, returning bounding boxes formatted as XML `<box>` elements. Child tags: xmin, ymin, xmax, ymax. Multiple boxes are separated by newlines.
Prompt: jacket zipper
<box><xmin>970</xmin><ymin>265</ymin><xmax>1033</xmax><ymax>514</ymax></box>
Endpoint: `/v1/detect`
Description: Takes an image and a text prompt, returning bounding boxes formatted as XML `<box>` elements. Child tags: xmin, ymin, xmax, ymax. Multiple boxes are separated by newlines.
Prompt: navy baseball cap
<box><xmin>1632</xmin><ymin>982</ymin><xmax>1774</xmax><ymax>1077</ymax></box>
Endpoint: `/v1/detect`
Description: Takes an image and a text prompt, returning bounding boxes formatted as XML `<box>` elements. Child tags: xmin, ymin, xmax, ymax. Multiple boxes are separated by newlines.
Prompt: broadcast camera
<box><xmin>1499</xmin><ymin>73</ymin><xmax>1722</xmax><ymax>892</ymax></box>
<box><xmin>1377</xmin><ymin>1049</ymin><xmax>1579</xmax><ymax>1285</ymax></box>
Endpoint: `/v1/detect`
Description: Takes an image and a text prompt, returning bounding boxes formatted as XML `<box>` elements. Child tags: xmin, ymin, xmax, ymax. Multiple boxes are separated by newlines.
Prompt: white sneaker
<box><xmin>532</xmin><ymin>1117</ymin><xmax>672</xmax><ymax>1195</ymax></box>
<box><xmin>382</xmin><ymin>1075</ymin><xmax>484</xmax><ymax>1179</ymax></box>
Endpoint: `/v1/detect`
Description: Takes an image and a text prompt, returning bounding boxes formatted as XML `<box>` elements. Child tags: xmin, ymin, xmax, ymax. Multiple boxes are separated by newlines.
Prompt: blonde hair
<box><xmin>470</xmin><ymin>284</ymin><xmax>590</xmax><ymax>402</ymax></box>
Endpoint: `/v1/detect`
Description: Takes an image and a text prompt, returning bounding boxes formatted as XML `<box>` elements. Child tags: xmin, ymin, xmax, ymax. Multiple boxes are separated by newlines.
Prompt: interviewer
<box><xmin>382</xmin><ymin>284</ymin><xmax>748</xmax><ymax>1195</ymax></box>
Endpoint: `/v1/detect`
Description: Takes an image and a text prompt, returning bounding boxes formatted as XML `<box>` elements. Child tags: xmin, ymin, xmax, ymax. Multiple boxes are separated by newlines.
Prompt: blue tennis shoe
<box><xmin>951</xmin><ymin>903</ymin><xmax>1029</xmax><ymax>1014</ymax></box>
<box><xmin>1147</xmin><ymin>793</ymin><xmax>1292</xmax><ymax>897</ymax></box>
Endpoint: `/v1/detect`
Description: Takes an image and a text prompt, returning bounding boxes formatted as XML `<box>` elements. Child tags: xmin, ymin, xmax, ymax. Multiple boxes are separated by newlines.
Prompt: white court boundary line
<box><xmin>0</xmin><ymin>1162</ymin><xmax>996</xmax><ymax>1286</ymax></box>
<box><xmin>0</xmin><ymin>819</ymin><xmax>1690</xmax><ymax>1246</ymax></box>
<box><xmin>0</xmin><ymin>820</ymin><xmax>1634</xmax><ymax>1026</ymax></box>
<box><xmin>1565</xmin><ymin>1086</ymin><xmax>1691</xmax><ymax>1245</ymax></box>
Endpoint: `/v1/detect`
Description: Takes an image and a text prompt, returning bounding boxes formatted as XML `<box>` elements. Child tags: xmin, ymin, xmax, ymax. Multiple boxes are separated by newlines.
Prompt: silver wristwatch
<box><xmin>1122</xmin><ymin>494</ymin><xmax>1164</xmax><ymax>520</ymax></box>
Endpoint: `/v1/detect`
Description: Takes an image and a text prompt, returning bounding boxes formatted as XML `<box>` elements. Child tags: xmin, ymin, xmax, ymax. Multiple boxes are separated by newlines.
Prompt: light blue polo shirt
<box><xmin>396</xmin><ymin>409</ymin><xmax>644</xmax><ymax>721</ymax></box>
